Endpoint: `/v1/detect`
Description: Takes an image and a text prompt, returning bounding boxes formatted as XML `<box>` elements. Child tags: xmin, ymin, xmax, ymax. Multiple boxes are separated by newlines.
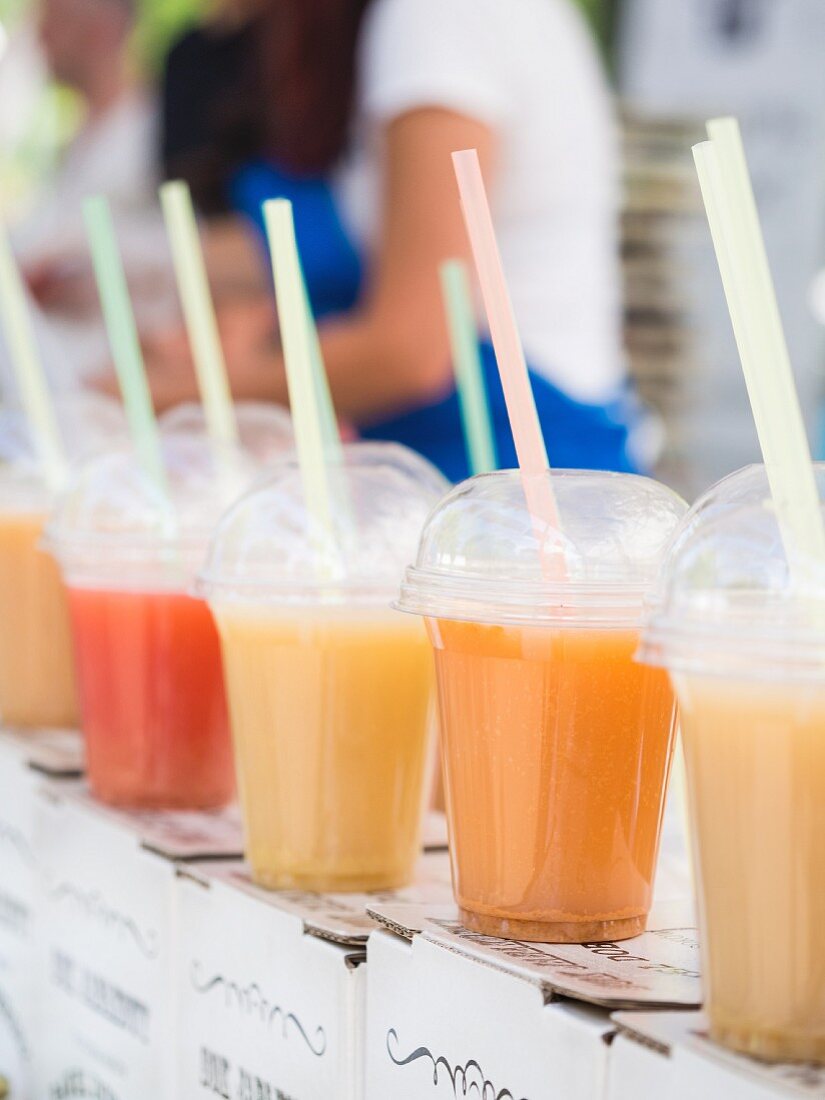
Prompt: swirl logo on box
<box><xmin>387</xmin><ymin>1029</ymin><xmax>528</xmax><ymax>1100</ymax></box>
<box><xmin>49</xmin><ymin>883</ymin><xmax>160</xmax><ymax>960</ymax></box>
<box><xmin>190</xmin><ymin>961</ymin><xmax>327</xmax><ymax>1057</ymax></box>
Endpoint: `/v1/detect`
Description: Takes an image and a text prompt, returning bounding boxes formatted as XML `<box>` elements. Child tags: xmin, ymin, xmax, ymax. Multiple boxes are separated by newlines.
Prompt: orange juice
<box><xmin>677</xmin><ymin>674</ymin><xmax>825</xmax><ymax>1063</ymax></box>
<box><xmin>214</xmin><ymin>605</ymin><xmax>435</xmax><ymax>891</ymax></box>
<box><xmin>430</xmin><ymin>618</ymin><xmax>677</xmax><ymax>942</ymax></box>
<box><xmin>0</xmin><ymin>511</ymin><xmax>77</xmax><ymax>728</ymax></box>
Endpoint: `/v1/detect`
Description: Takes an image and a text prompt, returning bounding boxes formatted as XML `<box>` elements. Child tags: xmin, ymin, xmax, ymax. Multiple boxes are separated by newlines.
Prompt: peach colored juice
<box><xmin>677</xmin><ymin>674</ymin><xmax>825</xmax><ymax>1064</ymax></box>
<box><xmin>0</xmin><ymin>511</ymin><xmax>77</xmax><ymax>728</ymax></box>
<box><xmin>430</xmin><ymin>618</ymin><xmax>677</xmax><ymax>942</ymax></box>
<box><xmin>214</xmin><ymin>605</ymin><xmax>435</xmax><ymax>892</ymax></box>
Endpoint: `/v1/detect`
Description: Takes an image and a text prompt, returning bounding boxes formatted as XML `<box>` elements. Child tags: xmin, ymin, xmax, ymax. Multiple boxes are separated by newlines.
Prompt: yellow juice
<box><xmin>0</xmin><ymin>511</ymin><xmax>78</xmax><ymax>729</ymax></box>
<box><xmin>213</xmin><ymin>605</ymin><xmax>435</xmax><ymax>891</ymax></box>
<box><xmin>677</xmin><ymin>674</ymin><xmax>825</xmax><ymax>1063</ymax></box>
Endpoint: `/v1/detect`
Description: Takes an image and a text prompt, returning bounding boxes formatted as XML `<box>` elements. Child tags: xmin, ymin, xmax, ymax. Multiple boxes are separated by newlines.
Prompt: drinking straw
<box><xmin>440</xmin><ymin>259</ymin><xmax>497</xmax><ymax>474</ymax></box>
<box><xmin>159</xmin><ymin>181</ymin><xmax>239</xmax><ymax>455</ymax></box>
<box><xmin>262</xmin><ymin>198</ymin><xmax>336</xmax><ymax>548</ymax></box>
<box><xmin>693</xmin><ymin>119</ymin><xmax>825</xmax><ymax>573</ymax></box>
<box><xmin>298</xmin><ymin>254</ymin><xmax>343</xmax><ymax>463</ymax></box>
<box><xmin>452</xmin><ymin>149</ymin><xmax>560</xmax><ymax>551</ymax></box>
<box><xmin>0</xmin><ymin>225</ymin><xmax>67</xmax><ymax>491</ymax></box>
<box><xmin>83</xmin><ymin>196</ymin><xmax>169</xmax><ymax>499</ymax></box>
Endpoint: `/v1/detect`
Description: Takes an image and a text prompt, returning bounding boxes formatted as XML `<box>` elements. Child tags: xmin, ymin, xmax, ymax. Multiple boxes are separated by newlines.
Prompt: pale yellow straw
<box><xmin>159</xmin><ymin>181</ymin><xmax>239</xmax><ymax>454</ymax></box>
<box><xmin>693</xmin><ymin>120</ymin><xmax>825</xmax><ymax>574</ymax></box>
<box><xmin>0</xmin><ymin>226</ymin><xmax>67</xmax><ymax>491</ymax></box>
<box><xmin>262</xmin><ymin>198</ymin><xmax>336</xmax><ymax>552</ymax></box>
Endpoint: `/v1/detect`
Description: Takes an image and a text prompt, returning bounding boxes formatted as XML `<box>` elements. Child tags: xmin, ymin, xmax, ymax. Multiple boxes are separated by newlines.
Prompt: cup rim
<box><xmin>396</xmin><ymin>565</ymin><xmax>650</xmax><ymax>627</ymax></box>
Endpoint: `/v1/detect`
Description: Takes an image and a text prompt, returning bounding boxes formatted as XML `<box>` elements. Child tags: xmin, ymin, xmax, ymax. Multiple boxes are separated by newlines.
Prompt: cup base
<box><xmin>250</xmin><ymin>867</ymin><xmax>412</xmax><ymax>894</ymax></box>
<box><xmin>710</xmin><ymin>1022</ymin><xmax>825</xmax><ymax>1066</ymax></box>
<box><xmin>89</xmin><ymin>782</ymin><xmax>234</xmax><ymax>813</ymax></box>
<box><xmin>459</xmin><ymin>907</ymin><xmax>647</xmax><ymax>943</ymax></box>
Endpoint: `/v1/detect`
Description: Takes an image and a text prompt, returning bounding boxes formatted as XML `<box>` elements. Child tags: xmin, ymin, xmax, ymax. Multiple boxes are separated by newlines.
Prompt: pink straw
<box><xmin>452</xmin><ymin>149</ymin><xmax>561</xmax><ymax>543</ymax></box>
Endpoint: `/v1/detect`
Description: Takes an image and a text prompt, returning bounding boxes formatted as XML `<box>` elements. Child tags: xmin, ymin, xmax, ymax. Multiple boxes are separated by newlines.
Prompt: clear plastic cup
<box><xmin>0</xmin><ymin>395</ymin><xmax>129</xmax><ymax>730</ymax></box>
<box><xmin>0</xmin><ymin>465</ymin><xmax>77</xmax><ymax>728</ymax></box>
<box><xmin>159</xmin><ymin>400</ymin><xmax>294</xmax><ymax>465</ymax></box>
<box><xmin>45</xmin><ymin>434</ymin><xmax>258</xmax><ymax>809</ymax></box>
<box><xmin>199</xmin><ymin>442</ymin><xmax>449</xmax><ymax>892</ymax></box>
<box><xmin>398</xmin><ymin>469</ymin><xmax>687</xmax><ymax>942</ymax></box>
<box><xmin>642</xmin><ymin>463</ymin><xmax>825</xmax><ymax>1064</ymax></box>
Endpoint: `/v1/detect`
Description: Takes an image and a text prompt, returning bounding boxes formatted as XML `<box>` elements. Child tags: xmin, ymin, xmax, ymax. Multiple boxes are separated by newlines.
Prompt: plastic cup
<box><xmin>642</xmin><ymin>463</ymin><xmax>825</xmax><ymax>1064</ymax></box>
<box><xmin>200</xmin><ymin>442</ymin><xmax>448</xmax><ymax>892</ymax></box>
<box><xmin>398</xmin><ymin>469</ymin><xmax>687</xmax><ymax>942</ymax></box>
<box><xmin>159</xmin><ymin>400</ymin><xmax>294</xmax><ymax>465</ymax></box>
<box><xmin>45</xmin><ymin>434</ymin><xmax>258</xmax><ymax>809</ymax></box>
<box><xmin>0</xmin><ymin>466</ymin><xmax>77</xmax><ymax>728</ymax></box>
<box><xmin>0</xmin><ymin>395</ymin><xmax>128</xmax><ymax>730</ymax></box>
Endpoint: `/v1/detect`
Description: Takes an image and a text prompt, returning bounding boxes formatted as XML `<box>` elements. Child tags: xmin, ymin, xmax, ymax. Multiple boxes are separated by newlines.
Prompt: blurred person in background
<box><xmin>162</xmin><ymin>0</ymin><xmax>261</xmax><ymax>219</ymax></box>
<box><xmin>13</xmin><ymin>0</ymin><xmax>157</xmax><ymax>318</ymax></box>
<box><xmin>139</xmin><ymin>0</ymin><xmax>640</xmax><ymax>481</ymax></box>
<box><xmin>158</xmin><ymin>0</ymin><xmax>271</xmax><ymax>302</ymax></box>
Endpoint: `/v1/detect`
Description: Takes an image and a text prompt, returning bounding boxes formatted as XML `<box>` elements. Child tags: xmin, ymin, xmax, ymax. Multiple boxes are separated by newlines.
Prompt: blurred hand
<box><xmin>25</xmin><ymin>256</ymin><xmax>100</xmax><ymax>316</ymax></box>
<box><xmin>91</xmin><ymin>296</ymin><xmax>282</xmax><ymax>412</ymax></box>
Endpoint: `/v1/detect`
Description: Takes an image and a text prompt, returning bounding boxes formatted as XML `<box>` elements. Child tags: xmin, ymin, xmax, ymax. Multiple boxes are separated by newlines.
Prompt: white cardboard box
<box><xmin>612</xmin><ymin>1010</ymin><xmax>825</xmax><ymax>1099</ymax></box>
<box><xmin>605</xmin><ymin>1010</ymin><xmax>684</xmax><ymax>1099</ymax></box>
<box><xmin>175</xmin><ymin>852</ymin><xmax>454</xmax><ymax>1100</ymax></box>
<box><xmin>34</xmin><ymin>783</ymin><xmax>243</xmax><ymax>1100</ymax></box>
<box><xmin>0</xmin><ymin>728</ymin><xmax>83</xmax><ymax>1099</ymax></box>
<box><xmin>364</xmin><ymin>901</ymin><xmax>702</xmax><ymax>1100</ymax></box>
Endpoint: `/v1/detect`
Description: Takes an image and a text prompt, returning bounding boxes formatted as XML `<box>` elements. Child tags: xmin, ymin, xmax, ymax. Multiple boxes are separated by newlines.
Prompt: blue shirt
<box><xmin>232</xmin><ymin>162</ymin><xmax>643</xmax><ymax>483</ymax></box>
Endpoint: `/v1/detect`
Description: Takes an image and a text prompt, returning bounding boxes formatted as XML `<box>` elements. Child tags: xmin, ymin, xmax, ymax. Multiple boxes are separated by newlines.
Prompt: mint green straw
<box><xmin>84</xmin><ymin>196</ymin><xmax>168</xmax><ymax>498</ymax></box>
<box><xmin>0</xmin><ymin>225</ymin><xmax>67</xmax><ymax>491</ymax></box>
<box><xmin>440</xmin><ymin>259</ymin><xmax>497</xmax><ymax>474</ymax></box>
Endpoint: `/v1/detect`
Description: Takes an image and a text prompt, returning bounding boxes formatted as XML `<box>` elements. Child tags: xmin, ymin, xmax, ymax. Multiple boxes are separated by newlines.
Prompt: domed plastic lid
<box><xmin>0</xmin><ymin>394</ymin><xmax>130</xmax><ymax>513</ymax></box>
<box><xmin>159</xmin><ymin>401</ymin><xmax>294</xmax><ymax>464</ymax></box>
<box><xmin>397</xmin><ymin>469</ymin><xmax>687</xmax><ymax>626</ymax></box>
<box><xmin>45</xmin><ymin>433</ymin><xmax>260</xmax><ymax>583</ymax></box>
<box><xmin>199</xmin><ymin>442</ymin><xmax>449</xmax><ymax>604</ymax></box>
<box><xmin>642</xmin><ymin>463</ymin><xmax>825</xmax><ymax>680</ymax></box>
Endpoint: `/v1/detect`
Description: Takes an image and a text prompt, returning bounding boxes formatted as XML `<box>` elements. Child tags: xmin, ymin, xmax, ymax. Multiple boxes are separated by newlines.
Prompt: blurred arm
<box><xmin>312</xmin><ymin>107</ymin><xmax>495</xmax><ymax>423</ymax></box>
<box><xmin>128</xmin><ymin>108</ymin><xmax>494</xmax><ymax>419</ymax></box>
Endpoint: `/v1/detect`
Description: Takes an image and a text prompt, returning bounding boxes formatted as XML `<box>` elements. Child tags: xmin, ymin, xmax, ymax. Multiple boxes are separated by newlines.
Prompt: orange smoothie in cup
<box><xmin>397</xmin><ymin>469</ymin><xmax>688</xmax><ymax>942</ymax></box>
<box><xmin>0</xmin><ymin>510</ymin><xmax>77</xmax><ymax>729</ymax></box>
<box><xmin>430</xmin><ymin>618</ymin><xmax>677</xmax><ymax>941</ymax></box>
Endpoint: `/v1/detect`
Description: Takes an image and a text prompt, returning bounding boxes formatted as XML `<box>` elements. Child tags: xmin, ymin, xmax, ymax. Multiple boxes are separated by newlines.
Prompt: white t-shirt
<box><xmin>336</xmin><ymin>0</ymin><xmax>625</xmax><ymax>404</ymax></box>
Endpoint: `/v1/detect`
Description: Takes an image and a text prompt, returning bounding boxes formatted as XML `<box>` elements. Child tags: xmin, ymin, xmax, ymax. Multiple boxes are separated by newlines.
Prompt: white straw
<box><xmin>0</xmin><ymin>225</ymin><xmax>67</xmax><ymax>492</ymax></box>
<box><xmin>693</xmin><ymin>120</ymin><xmax>825</xmax><ymax>576</ymax></box>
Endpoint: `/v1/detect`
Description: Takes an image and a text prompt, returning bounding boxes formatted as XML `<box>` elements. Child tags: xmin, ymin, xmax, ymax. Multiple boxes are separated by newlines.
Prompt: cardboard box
<box><xmin>605</xmin><ymin>1010</ymin><xmax>683</xmax><ymax>1099</ymax></box>
<box><xmin>175</xmin><ymin>852</ymin><xmax>453</xmax><ymax>1100</ymax></box>
<box><xmin>0</xmin><ymin>729</ymin><xmax>83</xmax><ymax>1099</ymax></box>
<box><xmin>364</xmin><ymin>901</ymin><xmax>701</xmax><ymax>1100</ymax></box>
<box><xmin>34</xmin><ymin>784</ymin><xmax>243</xmax><ymax>1100</ymax></box>
<box><xmin>613</xmin><ymin>1010</ymin><xmax>825</xmax><ymax>1099</ymax></box>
